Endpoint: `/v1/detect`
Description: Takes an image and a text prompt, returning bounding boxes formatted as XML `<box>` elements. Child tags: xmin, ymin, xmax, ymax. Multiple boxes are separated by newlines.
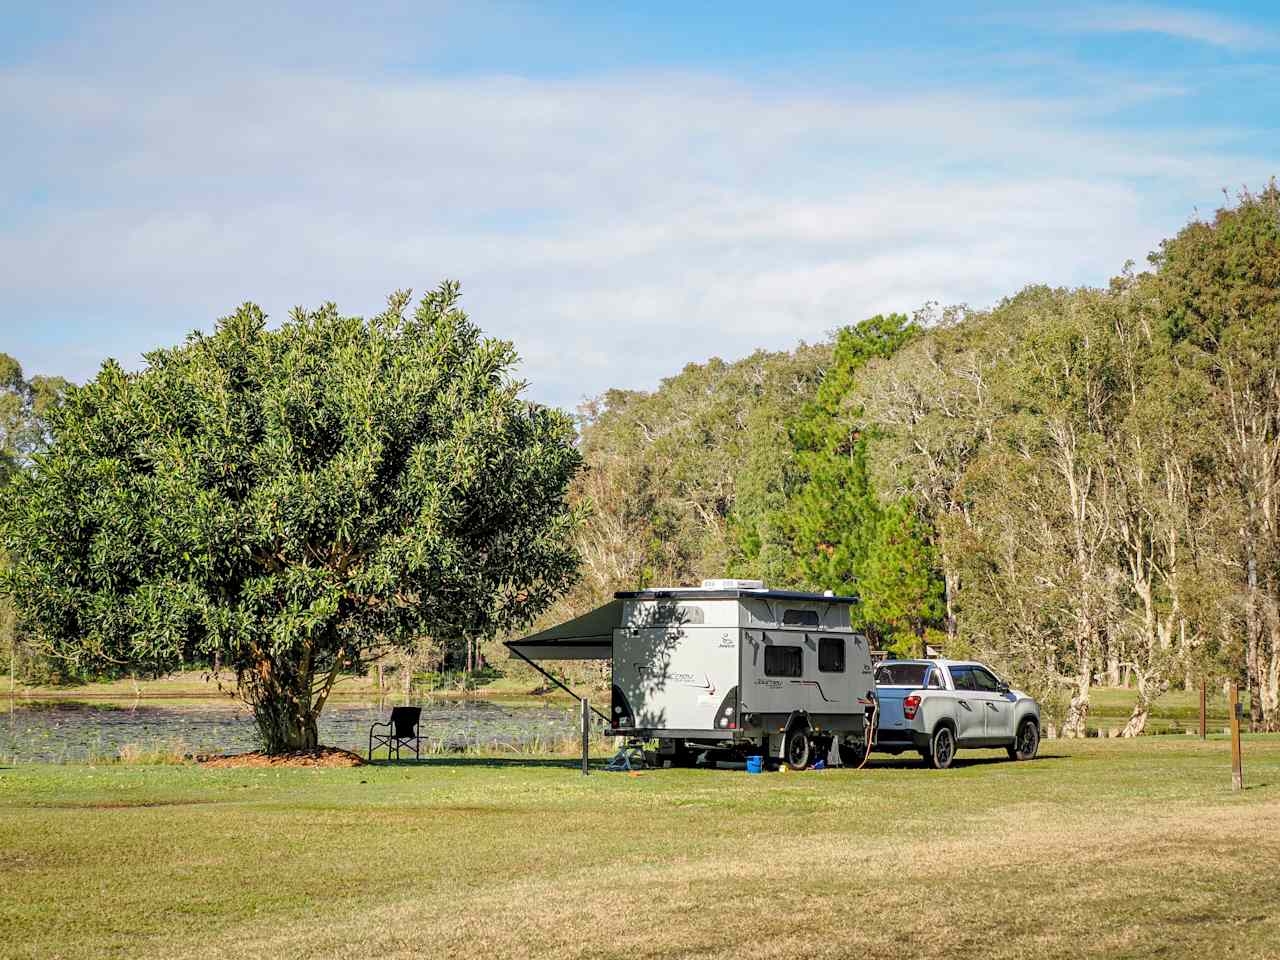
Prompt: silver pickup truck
<box><xmin>874</xmin><ymin>659</ymin><xmax>1041</xmax><ymax>769</ymax></box>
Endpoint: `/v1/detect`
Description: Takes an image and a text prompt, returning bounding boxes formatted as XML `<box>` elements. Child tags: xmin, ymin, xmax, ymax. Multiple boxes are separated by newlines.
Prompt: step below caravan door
<box><xmin>614</xmin><ymin>627</ymin><xmax>739</xmax><ymax>733</ymax></box>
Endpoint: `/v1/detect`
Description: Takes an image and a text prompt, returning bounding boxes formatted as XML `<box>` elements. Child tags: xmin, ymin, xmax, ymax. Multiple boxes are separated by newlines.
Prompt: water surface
<box><xmin>1</xmin><ymin>697</ymin><xmax>583</xmax><ymax>763</ymax></box>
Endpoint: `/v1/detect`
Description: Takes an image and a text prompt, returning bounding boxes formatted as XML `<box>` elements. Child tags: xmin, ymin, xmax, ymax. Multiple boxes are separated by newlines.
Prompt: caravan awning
<box><xmin>504</xmin><ymin>600</ymin><xmax>620</xmax><ymax>661</ymax></box>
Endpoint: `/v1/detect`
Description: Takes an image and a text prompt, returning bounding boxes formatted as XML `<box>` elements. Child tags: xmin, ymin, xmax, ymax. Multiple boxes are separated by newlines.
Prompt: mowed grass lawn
<box><xmin>3</xmin><ymin>737</ymin><xmax>1279</xmax><ymax>960</ymax></box>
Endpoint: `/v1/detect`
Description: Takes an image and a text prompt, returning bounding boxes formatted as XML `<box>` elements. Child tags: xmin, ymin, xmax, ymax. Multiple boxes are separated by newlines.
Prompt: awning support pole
<box><xmin>507</xmin><ymin>645</ymin><xmax>611</xmax><ymax>724</ymax></box>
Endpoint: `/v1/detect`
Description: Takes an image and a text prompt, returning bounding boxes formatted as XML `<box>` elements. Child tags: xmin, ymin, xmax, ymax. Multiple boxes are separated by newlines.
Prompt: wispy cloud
<box><xmin>1060</xmin><ymin>5</ymin><xmax>1276</xmax><ymax>50</ymax></box>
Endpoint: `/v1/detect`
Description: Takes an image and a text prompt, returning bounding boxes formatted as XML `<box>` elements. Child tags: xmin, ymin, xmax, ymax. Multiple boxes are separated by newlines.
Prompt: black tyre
<box><xmin>784</xmin><ymin>728</ymin><xmax>812</xmax><ymax>769</ymax></box>
<box><xmin>1008</xmin><ymin>718</ymin><xmax>1040</xmax><ymax>761</ymax></box>
<box><xmin>925</xmin><ymin>724</ymin><xmax>956</xmax><ymax>769</ymax></box>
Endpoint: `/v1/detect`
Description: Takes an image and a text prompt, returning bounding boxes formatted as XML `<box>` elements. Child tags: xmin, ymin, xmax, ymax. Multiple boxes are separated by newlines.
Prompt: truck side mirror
<box><xmin>997</xmin><ymin>681</ymin><xmax>1010</xmax><ymax>694</ymax></box>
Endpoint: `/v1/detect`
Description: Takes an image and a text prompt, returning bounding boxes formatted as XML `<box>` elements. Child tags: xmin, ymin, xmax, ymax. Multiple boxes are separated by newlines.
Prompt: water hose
<box><xmin>855</xmin><ymin>693</ymin><xmax>878</xmax><ymax>771</ymax></box>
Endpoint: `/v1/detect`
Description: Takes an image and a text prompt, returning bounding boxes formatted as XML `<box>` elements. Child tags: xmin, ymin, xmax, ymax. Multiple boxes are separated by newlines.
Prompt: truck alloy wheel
<box><xmin>784</xmin><ymin>729</ymin><xmax>812</xmax><ymax>769</ymax></box>
<box><xmin>1008</xmin><ymin>719</ymin><xmax>1039</xmax><ymax>761</ymax></box>
<box><xmin>927</xmin><ymin>726</ymin><xmax>955</xmax><ymax>769</ymax></box>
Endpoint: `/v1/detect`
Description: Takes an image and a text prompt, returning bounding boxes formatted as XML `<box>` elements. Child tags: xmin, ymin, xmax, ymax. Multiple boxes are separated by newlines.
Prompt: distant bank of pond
<box><xmin>1</xmin><ymin>697</ymin><xmax>584</xmax><ymax>764</ymax></box>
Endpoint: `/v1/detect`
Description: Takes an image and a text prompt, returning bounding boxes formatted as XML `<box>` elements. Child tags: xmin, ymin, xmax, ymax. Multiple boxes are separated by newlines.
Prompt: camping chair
<box><xmin>368</xmin><ymin>706</ymin><xmax>423</xmax><ymax>761</ymax></box>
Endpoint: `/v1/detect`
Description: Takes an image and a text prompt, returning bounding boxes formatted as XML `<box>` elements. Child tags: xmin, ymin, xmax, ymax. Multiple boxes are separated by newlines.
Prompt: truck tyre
<box><xmin>1008</xmin><ymin>718</ymin><xmax>1040</xmax><ymax>761</ymax></box>
<box><xmin>784</xmin><ymin>727</ymin><xmax>812</xmax><ymax>769</ymax></box>
<box><xmin>924</xmin><ymin>724</ymin><xmax>956</xmax><ymax>770</ymax></box>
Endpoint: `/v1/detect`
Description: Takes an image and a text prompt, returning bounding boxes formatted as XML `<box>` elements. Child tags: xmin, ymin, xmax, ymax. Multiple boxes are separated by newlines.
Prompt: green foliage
<box><xmin>1</xmin><ymin>353</ymin><xmax>73</xmax><ymax>684</ymax></box>
<box><xmin>0</xmin><ymin>284</ymin><xmax>583</xmax><ymax>750</ymax></box>
<box><xmin>861</xmin><ymin>499</ymin><xmax>946</xmax><ymax>657</ymax></box>
<box><xmin>0</xmin><ymin>353</ymin><xmax>72</xmax><ymax>485</ymax></box>
<box><xmin>770</xmin><ymin>315</ymin><xmax>928</xmax><ymax>633</ymax></box>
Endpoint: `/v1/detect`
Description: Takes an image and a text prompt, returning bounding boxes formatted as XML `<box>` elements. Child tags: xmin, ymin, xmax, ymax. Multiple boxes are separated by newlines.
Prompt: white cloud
<box><xmin>0</xmin><ymin>59</ymin><xmax>1270</xmax><ymax>408</ymax></box>
<box><xmin>1058</xmin><ymin>5</ymin><xmax>1276</xmax><ymax>50</ymax></box>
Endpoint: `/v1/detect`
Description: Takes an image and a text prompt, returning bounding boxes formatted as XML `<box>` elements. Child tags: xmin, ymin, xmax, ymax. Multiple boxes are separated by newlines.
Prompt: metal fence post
<box><xmin>581</xmin><ymin>697</ymin><xmax>590</xmax><ymax>776</ymax></box>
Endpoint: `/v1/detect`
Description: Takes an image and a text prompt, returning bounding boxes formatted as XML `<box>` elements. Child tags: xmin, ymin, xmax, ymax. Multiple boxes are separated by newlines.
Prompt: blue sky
<box><xmin>2</xmin><ymin>1</ymin><xmax>1278</xmax><ymax>408</ymax></box>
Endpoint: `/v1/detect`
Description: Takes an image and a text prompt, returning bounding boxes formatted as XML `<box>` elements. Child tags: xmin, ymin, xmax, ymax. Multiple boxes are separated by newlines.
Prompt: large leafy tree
<box><xmin>0</xmin><ymin>284</ymin><xmax>583</xmax><ymax>751</ymax></box>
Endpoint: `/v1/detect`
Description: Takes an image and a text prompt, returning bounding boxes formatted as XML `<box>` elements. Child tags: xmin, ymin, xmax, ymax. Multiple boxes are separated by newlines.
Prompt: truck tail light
<box><xmin>903</xmin><ymin>695</ymin><xmax>921</xmax><ymax>720</ymax></box>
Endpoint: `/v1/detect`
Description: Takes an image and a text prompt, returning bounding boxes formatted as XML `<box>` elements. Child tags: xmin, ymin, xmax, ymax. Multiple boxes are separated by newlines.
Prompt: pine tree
<box><xmin>780</xmin><ymin>315</ymin><xmax>918</xmax><ymax>620</ymax></box>
<box><xmin>861</xmin><ymin>499</ymin><xmax>946</xmax><ymax>657</ymax></box>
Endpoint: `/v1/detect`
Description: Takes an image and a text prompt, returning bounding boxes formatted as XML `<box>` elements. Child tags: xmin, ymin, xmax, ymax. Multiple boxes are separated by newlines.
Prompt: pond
<box><xmin>0</xmin><ymin>697</ymin><xmax>586</xmax><ymax>764</ymax></box>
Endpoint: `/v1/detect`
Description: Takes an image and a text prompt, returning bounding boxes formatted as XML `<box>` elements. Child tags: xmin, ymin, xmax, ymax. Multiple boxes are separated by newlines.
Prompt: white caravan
<box><xmin>506</xmin><ymin>579</ymin><xmax>877</xmax><ymax>768</ymax></box>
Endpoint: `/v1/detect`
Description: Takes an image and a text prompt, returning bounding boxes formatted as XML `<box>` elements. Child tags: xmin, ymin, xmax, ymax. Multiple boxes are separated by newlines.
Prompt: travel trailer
<box><xmin>506</xmin><ymin>579</ymin><xmax>876</xmax><ymax>768</ymax></box>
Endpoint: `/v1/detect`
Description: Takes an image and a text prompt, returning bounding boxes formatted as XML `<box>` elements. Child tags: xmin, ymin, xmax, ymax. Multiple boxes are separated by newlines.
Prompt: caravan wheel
<box><xmin>784</xmin><ymin>729</ymin><xmax>812</xmax><ymax>769</ymax></box>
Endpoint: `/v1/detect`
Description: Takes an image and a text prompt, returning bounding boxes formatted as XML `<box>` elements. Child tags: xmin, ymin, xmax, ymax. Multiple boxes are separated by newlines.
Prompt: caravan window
<box><xmin>782</xmin><ymin>609</ymin><xmax>820</xmax><ymax>627</ymax></box>
<box><xmin>764</xmin><ymin>645</ymin><xmax>803</xmax><ymax>678</ymax></box>
<box><xmin>818</xmin><ymin>637</ymin><xmax>845</xmax><ymax>672</ymax></box>
<box><xmin>637</xmin><ymin>604</ymin><xmax>705</xmax><ymax>627</ymax></box>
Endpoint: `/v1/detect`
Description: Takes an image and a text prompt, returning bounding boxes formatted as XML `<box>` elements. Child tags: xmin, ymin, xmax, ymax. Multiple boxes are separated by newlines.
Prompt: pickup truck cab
<box><xmin>874</xmin><ymin>659</ymin><xmax>1040</xmax><ymax>769</ymax></box>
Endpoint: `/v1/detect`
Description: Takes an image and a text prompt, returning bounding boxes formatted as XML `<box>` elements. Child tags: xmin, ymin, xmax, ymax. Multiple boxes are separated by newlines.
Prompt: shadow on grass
<box><xmin>866</xmin><ymin>753</ymin><xmax>1071</xmax><ymax>770</ymax></box>
<box><xmin>367</xmin><ymin>756</ymin><xmax>590</xmax><ymax>769</ymax></box>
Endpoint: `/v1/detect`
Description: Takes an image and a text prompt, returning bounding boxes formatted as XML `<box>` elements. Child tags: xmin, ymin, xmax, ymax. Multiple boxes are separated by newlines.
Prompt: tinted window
<box><xmin>971</xmin><ymin>667</ymin><xmax>1003</xmax><ymax>692</ymax></box>
<box><xmin>782</xmin><ymin>609</ymin><xmax>820</xmax><ymax>627</ymax></box>
<box><xmin>949</xmin><ymin>666</ymin><xmax>976</xmax><ymax>691</ymax></box>
<box><xmin>926</xmin><ymin>668</ymin><xmax>945</xmax><ymax>689</ymax></box>
<box><xmin>874</xmin><ymin>663</ymin><xmax>928</xmax><ymax>686</ymax></box>
<box><xmin>818</xmin><ymin>637</ymin><xmax>845</xmax><ymax>673</ymax></box>
<box><xmin>764</xmin><ymin>645</ymin><xmax>803</xmax><ymax>678</ymax></box>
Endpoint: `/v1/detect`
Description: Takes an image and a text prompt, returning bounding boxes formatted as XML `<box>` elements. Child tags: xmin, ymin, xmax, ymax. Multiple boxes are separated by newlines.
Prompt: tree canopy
<box><xmin>0</xmin><ymin>284</ymin><xmax>583</xmax><ymax>751</ymax></box>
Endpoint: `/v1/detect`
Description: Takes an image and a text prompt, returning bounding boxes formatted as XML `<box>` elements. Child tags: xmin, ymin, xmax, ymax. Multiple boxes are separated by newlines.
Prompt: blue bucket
<box><xmin>746</xmin><ymin>755</ymin><xmax>763</xmax><ymax>774</ymax></box>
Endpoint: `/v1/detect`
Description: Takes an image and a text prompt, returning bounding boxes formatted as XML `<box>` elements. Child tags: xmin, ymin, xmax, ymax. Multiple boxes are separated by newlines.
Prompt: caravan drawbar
<box><xmin>506</xmin><ymin>579</ymin><xmax>877</xmax><ymax>768</ymax></box>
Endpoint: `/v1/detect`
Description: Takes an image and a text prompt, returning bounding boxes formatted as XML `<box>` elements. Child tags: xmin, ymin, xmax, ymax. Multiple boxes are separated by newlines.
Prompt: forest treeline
<box><xmin>543</xmin><ymin>185</ymin><xmax>1280</xmax><ymax>736</ymax></box>
<box><xmin>3</xmin><ymin>187</ymin><xmax>1277</xmax><ymax>737</ymax></box>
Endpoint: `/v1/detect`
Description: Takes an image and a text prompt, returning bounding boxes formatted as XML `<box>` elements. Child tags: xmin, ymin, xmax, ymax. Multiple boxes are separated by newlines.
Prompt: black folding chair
<box><xmin>368</xmin><ymin>706</ymin><xmax>423</xmax><ymax>761</ymax></box>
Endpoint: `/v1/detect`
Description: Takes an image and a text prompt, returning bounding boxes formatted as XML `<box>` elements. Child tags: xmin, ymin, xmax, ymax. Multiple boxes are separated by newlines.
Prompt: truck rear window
<box><xmin>764</xmin><ymin>645</ymin><xmax>803</xmax><ymax>677</ymax></box>
<box><xmin>875</xmin><ymin>663</ymin><xmax>928</xmax><ymax>686</ymax></box>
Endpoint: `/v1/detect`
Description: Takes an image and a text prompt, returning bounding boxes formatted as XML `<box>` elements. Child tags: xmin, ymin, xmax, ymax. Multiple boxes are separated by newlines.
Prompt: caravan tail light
<box><xmin>903</xmin><ymin>695</ymin><xmax>921</xmax><ymax>720</ymax></box>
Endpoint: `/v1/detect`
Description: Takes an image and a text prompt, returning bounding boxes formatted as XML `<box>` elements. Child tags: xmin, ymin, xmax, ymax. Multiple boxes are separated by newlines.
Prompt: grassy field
<box><xmin>2</xmin><ymin>736</ymin><xmax>1278</xmax><ymax>960</ymax></box>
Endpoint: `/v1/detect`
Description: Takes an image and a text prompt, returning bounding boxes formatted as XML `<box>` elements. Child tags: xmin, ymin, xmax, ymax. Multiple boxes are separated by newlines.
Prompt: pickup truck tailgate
<box><xmin>875</xmin><ymin>686</ymin><xmax>919</xmax><ymax>742</ymax></box>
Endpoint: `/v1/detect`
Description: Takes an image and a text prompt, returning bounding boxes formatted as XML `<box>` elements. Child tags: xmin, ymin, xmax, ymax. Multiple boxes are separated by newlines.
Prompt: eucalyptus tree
<box><xmin>1148</xmin><ymin>183</ymin><xmax>1280</xmax><ymax>730</ymax></box>
<box><xmin>0</xmin><ymin>284</ymin><xmax>584</xmax><ymax>752</ymax></box>
<box><xmin>0</xmin><ymin>353</ymin><xmax>71</xmax><ymax>484</ymax></box>
<box><xmin>1</xmin><ymin>355</ymin><xmax>72</xmax><ymax>683</ymax></box>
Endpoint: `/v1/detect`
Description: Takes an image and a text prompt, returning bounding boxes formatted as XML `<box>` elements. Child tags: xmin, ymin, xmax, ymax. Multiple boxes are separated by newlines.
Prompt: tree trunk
<box><xmin>1121</xmin><ymin>699</ymin><xmax>1150</xmax><ymax>738</ymax></box>
<box><xmin>1063</xmin><ymin>652</ymin><xmax>1092</xmax><ymax>738</ymax></box>
<box><xmin>942</xmin><ymin>559</ymin><xmax>959</xmax><ymax>643</ymax></box>
<box><xmin>238</xmin><ymin>655</ymin><xmax>332</xmax><ymax>754</ymax></box>
<box><xmin>1246</xmin><ymin>551</ymin><xmax>1265</xmax><ymax>732</ymax></box>
<box><xmin>1266</xmin><ymin>591</ymin><xmax>1280</xmax><ymax>730</ymax></box>
<box><xmin>251</xmin><ymin>697</ymin><xmax>320</xmax><ymax>753</ymax></box>
<box><xmin>1122</xmin><ymin>671</ymin><xmax>1167</xmax><ymax>737</ymax></box>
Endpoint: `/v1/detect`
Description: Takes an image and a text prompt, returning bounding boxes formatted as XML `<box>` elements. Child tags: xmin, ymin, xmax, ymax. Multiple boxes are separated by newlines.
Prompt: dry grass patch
<box><xmin>2</xmin><ymin>736</ymin><xmax>1278</xmax><ymax>960</ymax></box>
